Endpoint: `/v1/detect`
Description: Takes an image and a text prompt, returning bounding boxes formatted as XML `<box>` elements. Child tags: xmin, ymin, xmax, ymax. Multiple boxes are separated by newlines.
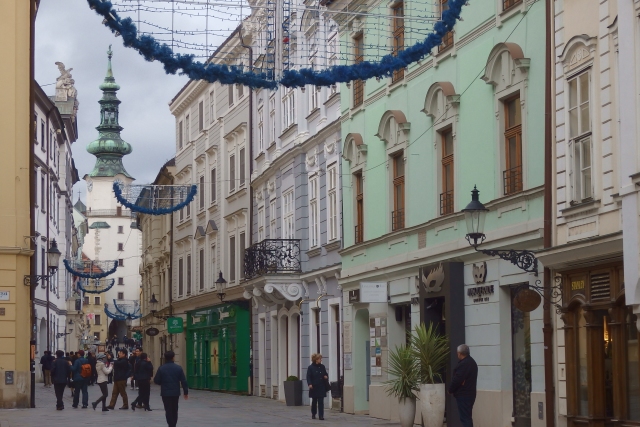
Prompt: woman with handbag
<box><xmin>92</xmin><ymin>353</ymin><xmax>113</xmax><ymax>411</ymax></box>
<box><xmin>306</xmin><ymin>353</ymin><xmax>329</xmax><ymax>420</ymax></box>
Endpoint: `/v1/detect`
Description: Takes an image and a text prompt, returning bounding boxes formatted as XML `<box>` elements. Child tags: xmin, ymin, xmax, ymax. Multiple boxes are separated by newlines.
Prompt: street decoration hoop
<box><xmin>64</xmin><ymin>259</ymin><xmax>119</xmax><ymax>279</ymax></box>
<box><xmin>113</xmin><ymin>182</ymin><xmax>198</xmax><ymax>215</ymax></box>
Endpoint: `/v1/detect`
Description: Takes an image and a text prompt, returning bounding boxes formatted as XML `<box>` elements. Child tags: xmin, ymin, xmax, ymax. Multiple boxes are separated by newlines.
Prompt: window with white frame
<box><xmin>185</xmin><ymin>115</ymin><xmax>190</xmax><ymax>144</ymax></box>
<box><xmin>237</xmin><ymin>84</ymin><xmax>244</xmax><ymax>99</ymax></box>
<box><xmin>258</xmin><ymin>206</ymin><xmax>265</xmax><ymax>242</ymax></box>
<box><xmin>258</xmin><ymin>107</ymin><xmax>264</xmax><ymax>152</ymax></box>
<box><xmin>210</xmin><ymin>245</ymin><xmax>216</xmax><ymax>286</ymax></box>
<box><xmin>269</xmin><ymin>198</ymin><xmax>277</xmax><ymax>237</ymax></box>
<box><xmin>209</xmin><ymin>90</ymin><xmax>215</xmax><ymax>124</ymax></box>
<box><xmin>199</xmin><ymin>175</ymin><xmax>205</xmax><ymax>210</ymax></box>
<box><xmin>229</xmin><ymin>154</ymin><xmax>236</xmax><ymax>193</ymax></box>
<box><xmin>210</xmin><ymin>167</ymin><xmax>217</xmax><ymax>203</ymax></box>
<box><xmin>198</xmin><ymin>101</ymin><xmax>204</xmax><ymax>132</ymax></box>
<box><xmin>327</xmin><ymin>163</ymin><xmax>338</xmax><ymax>241</ymax></box>
<box><xmin>282</xmin><ymin>190</ymin><xmax>295</xmax><ymax>239</ymax></box>
<box><xmin>228</xmin><ymin>84</ymin><xmax>234</xmax><ymax>107</ymax></box>
<box><xmin>282</xmin><ymin>89</ymin><xmax>296</xmax><ymax>130</ymax></box>
<box><xmin>178</xmin><ymin>120</ymin><xmax>183</xmax><ymax>149</ymax></box>
<box><xmin>178</xmin><ymin>257</ymin><xmax>184</xmax><ymax>296</ymax></box>
<box><xmin>269</xmin><ymin>97</ymin><xmax>276</xmax><ymax>144</ymax></box>
<box><xmin>568</xmin><ymin>72</ymin><xmax>592</xmax><ymax>202</ymax></box>
<box><xmin>309</xmin><ymin>175</ymin><xmax>319</xmax><ymax>247</ymax></box>
<box><xmin>239</xmin><ymin>147</ymin><xmax>246</xmax><ymax>187</ymax></box>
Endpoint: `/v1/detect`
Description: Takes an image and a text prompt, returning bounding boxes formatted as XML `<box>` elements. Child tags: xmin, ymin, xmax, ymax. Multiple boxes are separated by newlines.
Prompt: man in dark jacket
<box><xmin>154</xmin><ymin>351</ymin><xmax>188</xmax><ymax>427</ymax></box>
<box><xmin>108</xmin><ymin>349</ymin><xmax>131</xmax><ymax>409</ymax></box>
<box><xmin>129</xmin><ymin>347</ymin><xmax>141</xmax><ymax>391</ymax></box>
<box><xmin>50</xmin><ymin>350</ymin><xmax>71</xmax><ymax>410</ymax></box>
<box><xmin>40</xmin><ymin>350</ymin><xmax>54</xmax><ymax>388</ymax></box>
<box><xmin>70</xmin><ymin>350</ymin><xmax>90</xmax><ymax>408</ymax></box>
<box><xmin>448</xmin><ymin>344</ymin><xmax>478</xmax><ymax>427</ymax></box>
<box><xmin>87</xmin><ymin>352</ymin><xmax>97</xmax><ymax>386</ymax></box>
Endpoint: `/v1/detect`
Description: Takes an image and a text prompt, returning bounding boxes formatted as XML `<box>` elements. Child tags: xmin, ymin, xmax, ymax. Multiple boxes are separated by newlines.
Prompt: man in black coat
<box><xmin>154</xmin><ymin>351</ymin><xmax>188</xmax><ymax>427</ymax></box>
<box><xmin>448</xmin><ymin>344</ymin><xmax>478</xmax><ymax>427</ymax></box>
<box><xmin>40</xmin><ymin>350</ymin><xmax>54</xmax><ymax>388</ymax></box>
<box><xmin>87</xmin><ymin>352</ymin><xmax>97</xmax><ymax>386</ymax></box>
<box><xmin>107</xmin><ymin>349</ymin><xmax>131</xmax><ymax>409</ymax></box>
<box><xmin>50</xmin><ymin>350</ymin><xmax>71</xmax><ymax>410</ymax></box>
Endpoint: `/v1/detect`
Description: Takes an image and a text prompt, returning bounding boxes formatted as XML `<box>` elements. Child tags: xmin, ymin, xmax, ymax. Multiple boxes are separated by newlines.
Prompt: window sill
<box><xmin>226</xmin><ymin>187</ymin><xmax>247</xmax><ymax>203</ymax></box>
<box><xmin>307</xmin><ymin>247</ymin><xmax>322</xmax><ymax>258</ymax></box>
<box><xmin>255</xmin><ymin>151</ymin><xmax>266</xmax><ymax>162</ymax></box>
<box><xmin>208</xmin><ymin>202</ymin><xmax>219</xmax><ymax>213</ymax></box>
<box><xmin>561</xmin><ymin>198</ymin><xmax>600</xmax><ymax>217</ymax></box>
<box><xmin>324</xmin><ymin>91</ymin><xmax>340</xmax><ymax>107</ymax></box>
<box><xmin>497</xmin><ymin>0</ymin><xmax>524</xmax><ymax>27</ymax></box>
<box><xmin>323</xmin><ymin>239</ymin><xmax>341</xmax><ymax>252</ymax></box>
<box><xmin>279</xmin><ymin>124</ymin><xmax>298</xmax><ymax>140</ymax></box>
<box><xmin>306</xmin><ymin>108</ymin><xmax>321</xmax><ymax>121</ymax></box>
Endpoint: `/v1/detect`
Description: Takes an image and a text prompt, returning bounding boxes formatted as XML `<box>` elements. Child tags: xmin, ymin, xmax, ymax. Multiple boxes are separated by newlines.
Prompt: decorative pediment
<box><xmin>194</xmin><ymin>226</ymin><xmax>206</xmax><ymax>239</ymax></box>
<box><xmin>376</xmin><ymin>110</ymin><xmax>410</xmax><ymax>146</ymax></box>
<box><xmin>423</xmin><ymin>81</ymin><xmax>459</xmax><ymax>121</ymax></box>
<box><xmin>205</xmin><ymin>220</ymin><xmax>218</xmax><ymax>234</ymax></box>
<box><xmin>481</xmin><ymin>43</ymin><xmax>530</xmax><ymax>91</ymax></box>
<box><xmin>558</xmin><ymin>35</ymin><xmax>597</xmax><ymax>74</ymax></box>
<box><xmin>343</xmin><ymin>133</ymin><xmax>367</xmax><ymax>163</ymax></box>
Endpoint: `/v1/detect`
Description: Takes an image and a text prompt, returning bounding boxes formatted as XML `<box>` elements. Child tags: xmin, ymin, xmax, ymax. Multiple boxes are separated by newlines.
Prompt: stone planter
<box><xmin>398</xmin><ymin>396</ymin><xmax>417</xmax><ymax>427</ymax></box>
<box><xmin>419</xmin><ymin>383</ymin><xmax>445</xmax><ymax>427</ymax></box>
<box><xmin>283</xmin><ymin>380</ymin><xmax>303</xmax><ymax>406</ymax></box>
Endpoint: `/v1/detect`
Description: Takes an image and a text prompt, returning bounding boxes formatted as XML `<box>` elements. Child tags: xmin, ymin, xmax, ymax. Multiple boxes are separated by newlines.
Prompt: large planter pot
<box><xmin>283</xmin><ymin>380</ymin><xmax>303</xmax><ymax>406</ymax></box>
<box><xmin>419</xmin><ymin>383</ymin><xmax>446</xmax><ymax>427</ymax></box>
<box><xmin>398</xmin><ymin>396</ymin><xmax>417</xmax><ymax>427</ymax></box>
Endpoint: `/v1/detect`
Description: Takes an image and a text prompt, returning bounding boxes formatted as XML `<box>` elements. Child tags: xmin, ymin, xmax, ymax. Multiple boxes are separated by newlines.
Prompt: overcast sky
<box><xmin>35</xmin><ymin>0</ymin><xmax>190</xmax><ymax>203</ymax></box>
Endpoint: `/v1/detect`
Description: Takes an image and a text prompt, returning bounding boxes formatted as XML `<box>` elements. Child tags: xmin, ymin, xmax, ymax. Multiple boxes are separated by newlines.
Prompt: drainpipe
<box><xmin>29</xmin><ymin>0</ymin><xmax>37</xmax><ymax>408</ymax></box>
<box><xmin>543</xmin><ymin>0</ymin><xmax>555</xmax><ymax>424</ymax></box>
<box><xmin>169</xmin><ymin>211</ymin><xmax>174</xmax><ymax>355</ymax></box>
<box><xmin>239</xmin><ymin>24</ymin><xmax>255</xmax><ymax>395</ymax></box>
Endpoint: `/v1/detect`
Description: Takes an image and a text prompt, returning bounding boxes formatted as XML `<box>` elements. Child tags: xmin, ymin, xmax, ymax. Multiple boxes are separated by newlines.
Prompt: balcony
<box><xmin>392</xmin><ymin>209</ymin><xmax>405</xmax><ymax>231</ymax></box>
<box><xmin>440</xmin><ymin>190</ymin><xmax>454</xmax><ymax>216</ymax></box>
<box><xmin>244</xmin><ymin>239</ymin><xmax>301</xmax><ymax>280</ymax></box>
<box><xmin>503</xmin><ymin>165</ymin><xmax>523</xmax><ymax>196</ymax></box>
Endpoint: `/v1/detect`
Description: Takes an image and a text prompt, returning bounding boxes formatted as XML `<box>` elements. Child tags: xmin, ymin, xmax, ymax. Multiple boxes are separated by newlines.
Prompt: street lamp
<box><xmin>148</xmin><ymin>294</ymin><xmax>171</xmax><ymax>320</ymax></box>
<box><xmin>125</xmin><ymin>315</ymin><xmax>133</xmax><ymax>328</ymax></box>
<box><xmin>215</xmin><ymin>271</ymin><xmax>227</xmax><ymax>302</ymax></box>
<box><xmin>24</xmin><ymin>239</ymin><xmax>62</xmax><ymax>286</ymax></box>
<box><xmin>462</xmin><ymin>186</ymin><xmax>538</xmax><ymax>275</ymax></box>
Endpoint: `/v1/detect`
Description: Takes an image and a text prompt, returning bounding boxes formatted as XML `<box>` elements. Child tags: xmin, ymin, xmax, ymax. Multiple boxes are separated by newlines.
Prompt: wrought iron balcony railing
<box><xmin>355</xmin><ymin>224</ymin><xmax>364</xmax><ymax>244</ymax></box>
<box><xmin>244</xmin><ymin>239</ymin><xmax>301</xmax><ymax>280</ymax></box>
<box><xmin>392</xmin><ymin>209</ymin><xmax>405</xmax><ymax>231</ymax></box>
<box><xmin>440</xmin><ymin>190</ymin><xmax>454</xmax><ymax>216</ymax></box>
<box><xmin>503</xmin><ymin>165</ymin><xmax>523</xmax><ymax>196</ymax></box>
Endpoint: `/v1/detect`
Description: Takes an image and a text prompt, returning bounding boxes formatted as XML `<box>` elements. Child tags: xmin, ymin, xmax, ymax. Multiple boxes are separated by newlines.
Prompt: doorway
<box><xmin>354</xmin><ymin>308</ymin><xmax>370</xmax><ymax>412</ymax></box>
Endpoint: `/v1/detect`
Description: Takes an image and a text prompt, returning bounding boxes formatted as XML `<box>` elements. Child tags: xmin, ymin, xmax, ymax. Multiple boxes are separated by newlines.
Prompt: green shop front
<box><xmin>186</xmin><ymin>302</ymin><xmax>250</xmax><ymax>393</ymax></box>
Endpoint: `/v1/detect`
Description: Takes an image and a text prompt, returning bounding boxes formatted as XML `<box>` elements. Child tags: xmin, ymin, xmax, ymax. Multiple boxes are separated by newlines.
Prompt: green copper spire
<box><xmin>87</xmin><ymin>46</ymin><xmax>133</xmax><ymax>178</ymax></box>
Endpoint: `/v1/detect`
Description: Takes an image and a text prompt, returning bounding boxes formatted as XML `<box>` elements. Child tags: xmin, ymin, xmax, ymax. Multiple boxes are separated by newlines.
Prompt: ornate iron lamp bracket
<box><xmin>476</xmin><ymin>248</ymin><xmax>539</xmax><ymax>276</ymax></box>
<box><xmin>529</xmin><ymin>277</ymin><xmax>563</xmax><ymax>314</ymax></box>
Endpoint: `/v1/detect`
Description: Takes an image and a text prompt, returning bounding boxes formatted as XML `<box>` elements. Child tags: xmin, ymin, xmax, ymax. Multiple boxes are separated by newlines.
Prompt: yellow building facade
<box><xmin>0</xmin><ymin>0</ymin><xmax>36</xmax><ymax>408</ymax></box>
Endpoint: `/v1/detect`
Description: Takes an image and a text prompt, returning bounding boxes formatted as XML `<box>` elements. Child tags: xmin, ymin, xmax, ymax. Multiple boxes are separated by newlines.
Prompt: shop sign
<box><xmin>360</xmin><ymin>282</ymin><xmax>387</xmax><ymax>303</ymax></box>
<box><xmin>167</xmin><ymin>317</ymin><xmax>184</xmax><ymax>334</ymax></box>
<box><xmin>513</xmin><ymin>289</ymin><xmax>542</xmax><ymax>312</ymax></box>
<box><xmin>467</xmin><ymin>284</ymin><xmax>494</xmax><ymax>303</ymax></box>
<box><xmin>145</xmin><ymin>327</ymin><xmax>159</xmax><ymax>337</ymax></box>
<box><xmin>344</xmin><ymin>353</ymin><xmax>352</xmax><ymax>370</ymax></box>
<box><xmin>571</xmin><ymin>279</ymin><xmax>585</xmax><ymax>291</ymax></box>
<box><xmin>0</xmin><ymin>291</ymin><xmax>9</xmax><ymax>301</ymax></box>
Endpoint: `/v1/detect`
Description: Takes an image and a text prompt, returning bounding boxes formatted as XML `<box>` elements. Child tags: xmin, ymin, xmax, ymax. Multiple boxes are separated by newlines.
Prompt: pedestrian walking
<box><xmin>448</xmin><ymin>344</ymin><xmax>478</xmax><ymax>427</ymax></box>
<box><xmin>91</xmin><ymin>353</ymin><xmax>113</xmax><ymax>411</ymax></box>
<box><xmin>70</xmin><ymin>350</ymin><xmax>92</xmax><ymax>408</ymax></box>
<box><xmin>87</xmin><ymin>351</ymin><xmax>97</xmax><ymax>386</ymax></box>
<box><xmin>40</xmin><ymin>350</ymin><xmax>54</xmax><ymax>388</ymax></box>
<box><xmin>306</xmin><ymin>353</ymin><xmax>329</xmax><ymax>421</ymax></box>
<box><xmin>131</xmin><ymin>353</ymin><xmax>153</xmax><ymax>411</ymax></box>
<box><xmin>106</xmin><ymin>352</ymin><xmax>114</xmax><ymax>384</ymax></box>
<box><xmin>153</xmin><ymin>351</ymin><xmax>188</xmax><ymax>427</ymax></box>
<box><xmin>129</xmin><ymin>347</ymin><xmax>141</xmax><ymax>391</ymax></box>
<box><xmin>50</xmin><ymin>350</ymin><xmax>71</xmax><ymax>410</ymax></box>
<box><xmin>107</xmin><ymin>349</ymin><xmax>131</xmax><ymax>410</ymax></box>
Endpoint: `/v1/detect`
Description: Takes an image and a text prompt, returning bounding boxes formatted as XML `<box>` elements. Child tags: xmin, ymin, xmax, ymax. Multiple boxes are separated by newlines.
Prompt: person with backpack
<box><xmin>50</xmin><ymin>350</ymin><xmax>71</xmax><ymax>410</ymax></box>
<box><xmin>71</xmin><ymin>350</ymin><xmax>91</xmax><ymax>408</ymax></box>
<box><xmin>107</xmin><ymin>349</ymin><xmax>131</xmax><ymax>410</ymax></box>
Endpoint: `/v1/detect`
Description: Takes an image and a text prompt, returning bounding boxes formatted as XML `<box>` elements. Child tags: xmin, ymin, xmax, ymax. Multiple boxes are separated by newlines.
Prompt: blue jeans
<box><xmin>73</xmin><ymin>379</ymin><xmax>88</xmax><ymax>407</ymax></box>
<box><xmin>311</xmin><ymin>397</ymin><xmax>324</xmax><ymax>419</ymax></box>
<box><xmin>456</xmin><ymin>396</ymin><xmax>475</xmax><ymax>427</ymax></box>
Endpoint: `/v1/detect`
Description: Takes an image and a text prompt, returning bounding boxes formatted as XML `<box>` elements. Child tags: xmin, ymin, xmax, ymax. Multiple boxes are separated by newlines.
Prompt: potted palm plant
<box><xmin>283</xmin><ymin>375</ymin><xmax>303</xmax><ymax>406</ymax></box>
<box><xmin>411</xmin><ymin>323</ymin><xmax>449</xmax><ymax>427</ymax></box>
<box><xmin>384</xmin><ymin>345</ymin><xmax>419</xmax><ymax>427</ymax></box>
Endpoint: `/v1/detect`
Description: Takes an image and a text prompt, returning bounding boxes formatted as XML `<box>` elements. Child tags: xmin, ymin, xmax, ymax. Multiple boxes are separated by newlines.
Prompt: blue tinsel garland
<box><xmin>112</xmin><ymin>182</ymin><xmax>198</xmax><ymax>216</ymax></box>
<box><xmin>63</xmin><ymin>259</ymin><xmax>118</xmax><ymax>279</ymax></box>
<box><xmin>86</xmin><ymin>0</ymin><xmax>466</xmax><ymax>89</ymax></box>
<box><xmin>104</xmin><ymin>304</ymin><xmax>127</xmax><ymax>320</ymax></box>
<box><xmin>77</xmin><ymin>278</ymin><xmax>116</xmax><ymax>294</ymax></box>
<box><xmin>113</xmin><ymin>299</ymin><xmax>142</xmax><ymax>317</ymax></box>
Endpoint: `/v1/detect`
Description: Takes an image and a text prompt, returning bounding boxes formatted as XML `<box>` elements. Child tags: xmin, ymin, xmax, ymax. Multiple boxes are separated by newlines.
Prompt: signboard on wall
<box><xmin>167</xmin><ymin>317</ymin><xmax>184</xmax><ymax>334</ymax></box>
<box><xmin>360</xmin><ymin>282</ymin><xmax>387</xmax><ymax>303</ymax></box>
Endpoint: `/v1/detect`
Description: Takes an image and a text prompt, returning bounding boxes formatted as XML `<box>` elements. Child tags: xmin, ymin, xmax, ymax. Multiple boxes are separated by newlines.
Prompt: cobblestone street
<box><xmin>0</xmin><ymin>383</ymin><xmax>397</xmax><ymax>427</ymax></box>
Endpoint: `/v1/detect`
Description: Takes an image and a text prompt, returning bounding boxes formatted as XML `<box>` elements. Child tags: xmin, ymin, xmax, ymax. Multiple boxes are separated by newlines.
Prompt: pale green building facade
<box><xmin>332</xmin><ymin>0</ymin><xmax>548</xmax><ymax>425</ymax></box>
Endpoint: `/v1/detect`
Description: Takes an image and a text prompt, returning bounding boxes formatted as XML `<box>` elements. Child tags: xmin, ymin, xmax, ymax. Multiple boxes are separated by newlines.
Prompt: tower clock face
<box><xmin>87</xmin><ymin>180</ymin><xmax>93</xmax><ymax>192</ymax></box>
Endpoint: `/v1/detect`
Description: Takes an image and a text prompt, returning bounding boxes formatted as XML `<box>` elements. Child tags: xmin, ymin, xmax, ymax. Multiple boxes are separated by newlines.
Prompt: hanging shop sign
<box><xmin>513</xmin><ymin>289</ymin><xmax>542</xmax><ymax>312</ymax></box>
<box><xmin>145</xmin><ymin>327</ymin><xmax>160</xmax><ymax>337</ymax></box>
<box><xmin>360</xmin><ymin>282</ymin><xmax>387</xmax><ymax>303</ymax></box>
<box><xmin>467</xmin><ymin>284</ymin><xmax>494</xmax><ymax>303</ymax></box>
<box><xmin>167</xmin><ymin>317</ymin><xmax>184</xmax><ymax>334</ymax></box>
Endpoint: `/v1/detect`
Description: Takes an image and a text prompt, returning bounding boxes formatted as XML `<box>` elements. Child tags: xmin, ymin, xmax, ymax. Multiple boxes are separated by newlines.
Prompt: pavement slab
<box><xmin>0</xmin><ymin>382</ymin><xmax>399</xmax><ymax>426</ymax></box>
